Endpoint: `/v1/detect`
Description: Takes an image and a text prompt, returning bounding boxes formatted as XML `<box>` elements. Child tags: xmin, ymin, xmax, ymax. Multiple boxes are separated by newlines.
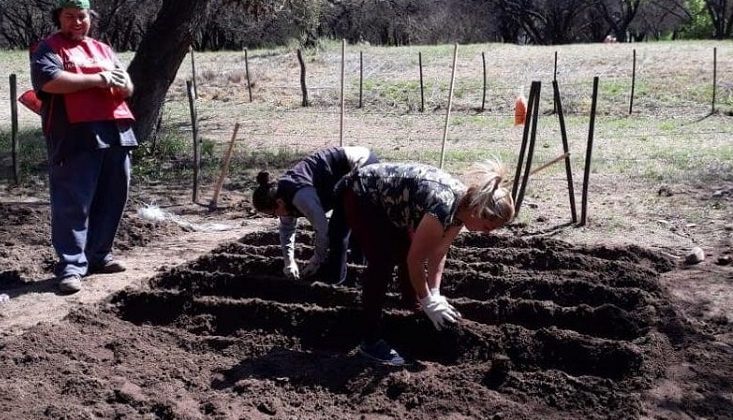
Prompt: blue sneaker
<box><xmin>358</xmin><ymin>340</ymin><xmax>405</xmax><ymax>366</ymax></box>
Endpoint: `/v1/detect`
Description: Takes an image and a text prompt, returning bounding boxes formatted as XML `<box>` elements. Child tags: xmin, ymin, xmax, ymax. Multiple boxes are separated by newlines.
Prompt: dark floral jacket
<box><xmin>349</xmin><ymin>163</ymin><xmax>467</xmax><ymax>231</ymax></box>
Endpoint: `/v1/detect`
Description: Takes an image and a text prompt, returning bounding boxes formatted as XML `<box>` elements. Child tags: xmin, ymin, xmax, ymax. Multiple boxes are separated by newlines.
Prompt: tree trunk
<box><xmin>127</xmin><ymin>0</ymin><xmax>211</xmax><ymax>144</ymax></box>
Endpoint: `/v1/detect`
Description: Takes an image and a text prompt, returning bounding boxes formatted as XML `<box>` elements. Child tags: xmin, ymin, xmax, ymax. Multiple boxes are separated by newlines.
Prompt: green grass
<box><xmin>0</xmin><ymin>128</ymin><xmax>49</xmax><ymax>180</ymax></box>
<box><xmin>600</xmin><ymin>79</ymin><xmax>628</xmax><ymax>96</ymax></box>
<box><xmin>0</xmin><ymin>50</ymin><xmax>33</xmax><ymax>75</ymax></box>
<box><xmin>361</xmin><ymin>79</ymin><xmax>421</xmax><ymax>105</ymax></box>
<box><xmin>2</xmin><ymin>42</ymin><xmax>731</xmax><ymax>215</ymax></box>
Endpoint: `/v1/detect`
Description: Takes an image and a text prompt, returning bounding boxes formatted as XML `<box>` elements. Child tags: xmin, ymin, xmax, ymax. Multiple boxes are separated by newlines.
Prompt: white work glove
<box><xmin>430</xmin><ymin>287</ymin><xmax>459</xmax><ymax>313</ymax></box>
<box><xmin>419</xmin><ymin>293</ymin><xmax>462</xmax><ymax>331</ymax></box>
<box><xmin>300</xmin><ymin>255</ymin><xmax>321</xmax><ymax>278</ymax></box>
<box><xmin>98</xmin><ymin>71</ymin><xmax>114</xmax><ymax>87</ymax></box>
<box><xmin>110</xmin><ymin>69</ymin><xmax>131</xmax><ymax>89</ymax></box>
<box><xmin>283</xmin><ymin>259</ymin><xmax>300</xmax><ymax>280</ymax></box>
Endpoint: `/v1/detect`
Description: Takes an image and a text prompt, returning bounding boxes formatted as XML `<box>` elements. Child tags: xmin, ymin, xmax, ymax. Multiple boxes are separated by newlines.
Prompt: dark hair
<box><xmin>252</xmin><ymin>171</ymin><xmax>278</xmax><ymax>213</ymax></box>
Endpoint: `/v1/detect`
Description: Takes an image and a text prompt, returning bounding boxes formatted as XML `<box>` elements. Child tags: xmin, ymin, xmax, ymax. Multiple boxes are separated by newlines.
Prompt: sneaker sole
<box><xmin>357</xmin><ymin>347</ymin><xmax>405</xmax><ymax>366</ymax></box>
<box><xmin>58</xmin><ymin>279</ymin><xmax>82</xmax><ymax>293</ymax></box>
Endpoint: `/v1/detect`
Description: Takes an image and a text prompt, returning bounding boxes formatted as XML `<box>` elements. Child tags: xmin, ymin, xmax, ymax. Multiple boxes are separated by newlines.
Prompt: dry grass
<box><xmin>1</xmin><ymin>40</ymin><xmax>731</xmax><ymax>250</ymax></box>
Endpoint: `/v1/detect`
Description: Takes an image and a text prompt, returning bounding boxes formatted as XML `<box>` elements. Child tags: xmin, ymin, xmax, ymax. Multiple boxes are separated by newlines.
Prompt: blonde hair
<box><xmin>462</xmin><ymin>159</ymin><xmax>515</xmax><ymax>223</ymax></box>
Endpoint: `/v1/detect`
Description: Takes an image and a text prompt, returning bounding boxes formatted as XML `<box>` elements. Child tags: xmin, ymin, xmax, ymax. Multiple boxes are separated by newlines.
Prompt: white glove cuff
<box><xmin>419</xmin><ymin>294</ymin><xmax>438</xmax><ymax>308</ymax></box>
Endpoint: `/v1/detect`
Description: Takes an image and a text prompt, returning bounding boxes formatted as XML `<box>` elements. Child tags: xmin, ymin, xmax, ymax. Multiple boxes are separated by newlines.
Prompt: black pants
<box><xmin>323</xmin><ymin>151</ymin><xmax>380</xmax><ymax>283</ymax></box>
<box><xmin>323</xmin><ymin>201</ymin><xmax>350</xmax><ymax>283</ymax></box>
<box><xmin>342</xmin><ymin>188</ymin><xmax>415</xmax><ymax>343</ymax></box>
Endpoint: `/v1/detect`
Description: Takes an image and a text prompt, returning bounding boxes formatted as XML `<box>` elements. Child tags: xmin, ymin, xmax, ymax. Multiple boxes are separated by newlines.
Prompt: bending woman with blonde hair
<box><xmin>339</xmin><ymin>160</ymin><xmax>514</xmax><ymax>365</ymax></box>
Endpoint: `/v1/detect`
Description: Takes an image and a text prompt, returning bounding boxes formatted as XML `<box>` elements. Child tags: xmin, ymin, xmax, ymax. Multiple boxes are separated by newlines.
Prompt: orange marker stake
<box><xmin>514</xmin><ymin>88</ymin><xmax>527</xmax><ymax>126</ymax></box>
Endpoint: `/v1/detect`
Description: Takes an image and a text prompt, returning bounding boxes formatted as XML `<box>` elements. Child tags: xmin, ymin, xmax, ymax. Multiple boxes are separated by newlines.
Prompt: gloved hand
<box><xmin>300</xmin><ymin>255</ymin><xmax>321</xmax><ymax>277</ymax></box>
<box><xmin>283</xmin><ymin>259</ymin><xmax>300</xmax><ymax>280</ymax></box>
<box><xmin>419</xmin><ymin>293</ymin><xmax>462</xmax><ymax>331</ymax></box>
<box><xmin>98</xmin><ymin>71</ymin><xmax>114</xmax><ymax>87</ymax></box>
<box><xmin>110</xmin><ymin>69</ymin><xmax>131</xmax><ymax>89</ymax></box>
<box><xmin>430</xmin><ymin>287</ymin><xmax>459</xmax><ymax>312</ymax></box>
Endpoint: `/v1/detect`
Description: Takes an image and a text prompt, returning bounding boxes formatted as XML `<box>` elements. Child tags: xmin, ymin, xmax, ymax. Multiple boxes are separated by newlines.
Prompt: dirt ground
<box><xmin>0</xmin><ymin>41</ymin><xmax>732</xmax><ymax>419</ymax></box>
<box><xmin>0</xmin><ymin>185</ymin><xmax>731</xmax><ymax>419</ymax></box>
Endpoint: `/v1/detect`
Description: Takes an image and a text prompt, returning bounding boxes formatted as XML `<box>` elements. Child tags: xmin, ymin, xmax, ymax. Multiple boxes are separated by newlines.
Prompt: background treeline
<box><xmin>0</xmin><ymin>0</ymin><xmax>730</xmax><ymax>51</ymax></box>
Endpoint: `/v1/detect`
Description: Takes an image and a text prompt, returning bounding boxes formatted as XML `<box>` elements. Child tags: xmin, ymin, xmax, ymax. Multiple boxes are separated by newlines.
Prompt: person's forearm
<box><xmin>302</xmin><ymin>208</ymin><xmax>329</xmax><ymax>264</ymax></box>
<box><xmin>279</xmin><ymin>216</ymin><xmax>297</xmax><ymax>262</ymax></box>
<box><xmin>407</xmin><ymin>253</ymin><xmax>429</xmax><ymax>299</ymax></box>
<box><xmin>42</xmin><ymin>71</ymin><xmax>107</xmax><ymax>94</ymax></box>
<box><xmin>118</xmin><ymin>83</ymin><xmax>134</xmax><ymax>98</ymax></box>
<box><xmin>425</xmin><ymin>225</ymin><xmax>461</xmax><ymax>294</ymax></box>
<box><xmin>426</xmin><ymin>254</ymin><xmax>447</xmax><ymax>291</ymax></box>
<box><xmin>292</xmin><ymin>187</ymin><xmax>329</xmax><ymax>264</ymax></box>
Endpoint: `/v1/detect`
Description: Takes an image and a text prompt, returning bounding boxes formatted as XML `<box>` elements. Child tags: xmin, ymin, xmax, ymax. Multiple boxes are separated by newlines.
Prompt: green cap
<box><xmin>57</xmin><ymin>0</ymin><xmax>90</xmax><ymax>9</ymax></box>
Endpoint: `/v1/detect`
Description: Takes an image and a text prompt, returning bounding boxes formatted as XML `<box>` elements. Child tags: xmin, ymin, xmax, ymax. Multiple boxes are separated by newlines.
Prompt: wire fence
<box><xmin>1</xmin><ymin>43</ymin><xmax>731</xmax><ymax>224</ymax></box>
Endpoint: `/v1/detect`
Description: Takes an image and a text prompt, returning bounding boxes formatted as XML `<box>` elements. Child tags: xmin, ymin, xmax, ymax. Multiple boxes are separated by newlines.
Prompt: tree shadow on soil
<box><xmin>211</xmin><ymin>346</ymin><xmax>425</xmax><ymax>395</ymax></box>
<box><xmin>657</xmin><ymin>367</ymin><xmax>733</xmax><ymax>418</ymax></box>
<box><xmin>519</xmin><ymin>221</ymin><xmax>576</xmax><ymax>237</ymax></box>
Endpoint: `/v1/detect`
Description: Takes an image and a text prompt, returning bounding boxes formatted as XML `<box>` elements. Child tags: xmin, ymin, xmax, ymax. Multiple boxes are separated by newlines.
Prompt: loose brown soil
<box><xmin>1</xmin><ymin>41</ymin><xmax>732</xmax><ymax>419</ymax></box>
<box><xmin>2</xmin><ymin>228</ymin><xmax>730</xmax><ymax>419</ymax></box>
<box><xmin>0</xmin><ymin>202</ymin><xmax>185</xmax><ymax>286</ymax></box>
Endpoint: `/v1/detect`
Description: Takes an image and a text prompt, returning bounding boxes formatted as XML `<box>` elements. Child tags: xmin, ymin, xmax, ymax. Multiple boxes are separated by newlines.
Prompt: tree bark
<box><xmin>127</xmin><ymin>0</ymin><xmax>211</xmax><ymax>143</ymax></box>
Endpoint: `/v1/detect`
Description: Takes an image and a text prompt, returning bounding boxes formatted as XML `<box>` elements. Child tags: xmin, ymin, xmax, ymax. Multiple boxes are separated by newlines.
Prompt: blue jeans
<box><xmin>49</xmin><ymin>147</ymin><xmax>131</xmax><ymax>278</ymax></box>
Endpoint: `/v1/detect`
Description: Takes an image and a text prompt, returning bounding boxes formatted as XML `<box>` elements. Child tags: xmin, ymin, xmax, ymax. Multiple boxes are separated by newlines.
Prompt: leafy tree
<box><xmin>678</xmin><ymin>0</ymin><xmax>714</xmax><ymax>38</ymax></box>
<box><xmin>704</xmin><ymin>0</ymin><xmax>733</xmax><ymax>38</ymax></box>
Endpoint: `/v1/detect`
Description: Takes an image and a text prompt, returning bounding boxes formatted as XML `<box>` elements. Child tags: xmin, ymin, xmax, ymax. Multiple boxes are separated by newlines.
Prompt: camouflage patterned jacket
<box><xmin>348</xmin><ymin>163</ymin><xmax>467</xmax><ymax>231</ymax></box>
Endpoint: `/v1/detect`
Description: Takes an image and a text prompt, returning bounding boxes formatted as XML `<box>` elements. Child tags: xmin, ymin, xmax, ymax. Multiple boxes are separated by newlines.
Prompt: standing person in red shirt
<box><xmin>30</xmin><ymin>0</ymin><xmax>138</xmax><ymax>293</ymax></box>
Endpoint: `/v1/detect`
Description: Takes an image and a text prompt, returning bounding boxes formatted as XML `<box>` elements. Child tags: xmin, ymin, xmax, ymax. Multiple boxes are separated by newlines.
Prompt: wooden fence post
<box><xmin>419</xmin><ymin>51</ymin><xmax>425</xmax><ymax>112</ymax></box>
<box><xmin>210</xmin><ymin>122</ymin><xmax>240</xmax><ymax>210</ymax></box>
<box><xmin>245</xmin><ymin>49</ymin><xmax>252</xmax><ymax>102</ymax></box>
<box><xmin>552</xmin><ymin>51</ymin><xmax>558</xmax><ymax>113</ymax></box>
<box><xmin>481</xmin><ymin>52</ymin><xmax>487</xmax><ymax>112</ymax></box>
<box><xmin>340</xmin><ymin>39</ymin><xmax>345</xmax><ymax>147</ymax></box>
<box><xmin>297</xmin><ymin>49</ymin><xmax>309</xmax><ymax>107</ymax></box>
<box><xmin>189</xmin><ymin>46</ymin><xmax>198</xmax><ymax>99</ymax></box>
<box><xmin>712</xmin><ymin>47</ymin><xmax>717</xmax><ymax>114</ymax></box>
<box><xmin>439</xmin><ymin>44</ymin><xmax>458</xmax><ymax>169</ymax></box>
<box><xmin>553</xmin><ymin>80</ymin><xmax>577</xmax><ymax>223</ymax></box>
<box><xmin>359</xmin><ymin>51</ymin><xmax>363</xmax><ymax>109</ymax></box>
<box><xmin>579</xmin><ymin>77</ymin><xmax>599</xmax><ymax>226</ymax></box>
<box><xmin>515</xmin><ymin>81</ymin><xmax>542</xmax><ymax>214</ymax></box>
<box><xmin>512</xmin><ymin>82</ymin><xmax>539</xmax><ymax>202</ymax></box>
<box><xmin>10</xmin><ymin>74</ymin><xmax>19</xmax><ymax>184</ymax></box>
<box><xmin>629</xmin><ymin>49</ymin><xmax>636</xmax><ymax>115</ymax></box>
<box><xmin>187</xmin><ymin>80</ymin><xmax>200</xmax><ymax>203</ymax></box>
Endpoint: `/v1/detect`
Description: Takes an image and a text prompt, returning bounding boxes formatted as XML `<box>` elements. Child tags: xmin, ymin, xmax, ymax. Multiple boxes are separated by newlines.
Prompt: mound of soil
<box><xmin>3</xmin><ymin>230</ymin><xmax>721</xmax><ymax>419</ymax></box>
<box><xmin>0</xmin><ymin>203</ymin><xmax>184</xmax><ymax>287</ymax></box>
